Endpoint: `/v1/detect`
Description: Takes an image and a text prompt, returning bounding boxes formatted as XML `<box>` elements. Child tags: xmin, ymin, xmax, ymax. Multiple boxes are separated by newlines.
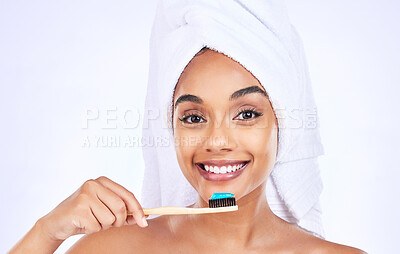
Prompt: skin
<box><xmin>9</xmin><ymin>49</ymin><xmax>367</xmax><ymax>254</ymax></box>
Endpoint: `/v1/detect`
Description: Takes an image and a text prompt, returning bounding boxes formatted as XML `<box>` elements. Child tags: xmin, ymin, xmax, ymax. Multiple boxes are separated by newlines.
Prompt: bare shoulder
<box><xmin>279</xmin><ymin>223</ymin><xmax>367</xmax><ymax>254</ymax></box>
<box><xmin>313</xmin><ymin>239</ymin><xmax>368</xmax><ymax>254</ymax></box>
<box><xmin>295</xmin><ymin>232</ymin><xmax>367</xmax><ymax>254</ymax></box>
<box><xmin>65</xmin><ymin>216</ymin><xmax>173</xmax><ymax>254</ymax></box>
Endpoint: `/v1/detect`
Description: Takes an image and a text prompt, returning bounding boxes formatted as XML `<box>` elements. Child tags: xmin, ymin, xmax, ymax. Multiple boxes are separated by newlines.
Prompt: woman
<box><xmin>10</xmin><ymin>0</ymin><xmax>367</xmax><ymax>253</ymax></box>
<box><xmin>9</xmin><ymin>47</ymin><xmax>366</xmax><ymax>254</ymax></box>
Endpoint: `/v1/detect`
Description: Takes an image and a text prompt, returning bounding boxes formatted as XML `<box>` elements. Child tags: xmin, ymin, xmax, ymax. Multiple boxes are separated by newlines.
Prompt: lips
<box><xmin>195</xmin><ymin>160</ymin><xmax>250</xmax><ymax>181</ymax></box>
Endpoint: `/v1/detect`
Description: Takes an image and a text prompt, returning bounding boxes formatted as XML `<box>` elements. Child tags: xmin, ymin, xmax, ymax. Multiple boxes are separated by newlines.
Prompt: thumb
<box><xmin>126</xmin><ymin>216</ymin><xmax>137</xmax><ymax>225</ymax></box>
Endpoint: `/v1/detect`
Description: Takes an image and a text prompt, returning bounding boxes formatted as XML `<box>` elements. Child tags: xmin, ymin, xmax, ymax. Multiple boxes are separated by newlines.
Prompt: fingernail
<box><xmin>142</xmin><ymin>217</ymin><xmax>148</xmax><ymax>227</ymax></box>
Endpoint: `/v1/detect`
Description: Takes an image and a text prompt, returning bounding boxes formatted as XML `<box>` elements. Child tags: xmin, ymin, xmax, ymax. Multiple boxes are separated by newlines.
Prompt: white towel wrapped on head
<box><xmin>141</xmin><ymin>0</ymin><xmax>325</xmax><ymax>238</ymax></box>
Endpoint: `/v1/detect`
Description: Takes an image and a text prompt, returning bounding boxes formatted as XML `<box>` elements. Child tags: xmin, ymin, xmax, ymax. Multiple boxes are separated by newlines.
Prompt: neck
<box><xmin>188</xmin><ymin>182</ymin><xmax>279</xmax><ymax>248</ymax></box>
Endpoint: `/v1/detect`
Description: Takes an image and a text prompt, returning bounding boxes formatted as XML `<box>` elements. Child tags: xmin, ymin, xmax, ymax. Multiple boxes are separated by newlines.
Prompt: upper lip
<box><xmin>195</xmin><ymin>160</ymin><xmax>250</xmax><ymax>167</ymax></box>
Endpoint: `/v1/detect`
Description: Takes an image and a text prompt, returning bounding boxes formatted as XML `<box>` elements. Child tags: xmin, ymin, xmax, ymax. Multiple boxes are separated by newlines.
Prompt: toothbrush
<box><xmin>127</xmin><ymin>193</ymin><xmax>238</xmax><ymax>216</ymax></box>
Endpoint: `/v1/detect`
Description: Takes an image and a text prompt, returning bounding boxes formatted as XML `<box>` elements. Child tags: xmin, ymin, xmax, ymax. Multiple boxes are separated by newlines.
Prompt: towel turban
<box><xmin>141</xmin><ymin>0</ymin><xmax>325</xmax><ymax>238</ymax></box>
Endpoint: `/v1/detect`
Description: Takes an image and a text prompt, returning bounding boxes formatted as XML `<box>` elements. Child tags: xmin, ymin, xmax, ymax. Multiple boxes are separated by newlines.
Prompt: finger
<box><xmin>95</xmin><ymin>183</ymin><xmax>128</xmax><ymax>227</ymax></box>
<box><xmin>126</xmin><ymin>216</ymin><xmax>137</xmax><ymax>225</ymax></box>
<box><xmin>89</xmin><ymin>198</ymin><xmax>116</xmax><ymax>230</ymax></box>
<box><xmin>83</xmin><ymin>207</ymin><xmax>102</xmax><ymax>235</ymax></box>
<box><xmin>125</xmin><ymin>213</ymin><xmax>149</xmax><ymax>225</ymax></box>
<box><xmin>96</xmin><ymin>176</ymin><xmax>147</xmax><ymax>227</ymax></box>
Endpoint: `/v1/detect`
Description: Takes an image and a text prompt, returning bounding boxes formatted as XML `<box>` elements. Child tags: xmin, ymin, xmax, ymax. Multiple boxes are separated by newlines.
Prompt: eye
<box><xmin>234</xmin><ymin>108</ymin><xmax>263</xmax><ymax>120</ymax></box>
<box><xmin>178</xmin><ymin>113</ymin><xmax>206</xmax><ymax>124</ymax></box>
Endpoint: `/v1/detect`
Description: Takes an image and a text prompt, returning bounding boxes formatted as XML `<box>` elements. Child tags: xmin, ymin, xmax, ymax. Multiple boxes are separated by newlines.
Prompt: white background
<box><xmin>0</xmin><ymin>1</ymin><xmax>399</xmax><ymax>253</ymax></box>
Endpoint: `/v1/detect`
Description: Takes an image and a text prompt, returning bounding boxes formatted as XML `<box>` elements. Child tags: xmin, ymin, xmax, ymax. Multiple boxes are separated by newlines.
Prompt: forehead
<box><xmin>173</xmin><ymin>50</ymin><xmax>266</xmax><ymax>100</ymax></box>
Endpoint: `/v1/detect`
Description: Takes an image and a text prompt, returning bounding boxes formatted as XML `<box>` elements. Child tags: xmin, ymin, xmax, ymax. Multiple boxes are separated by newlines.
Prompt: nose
<box><xmin>203</xmin><ymin>121</ymin><xmax>237</xmax><ymax>153</ymax></box>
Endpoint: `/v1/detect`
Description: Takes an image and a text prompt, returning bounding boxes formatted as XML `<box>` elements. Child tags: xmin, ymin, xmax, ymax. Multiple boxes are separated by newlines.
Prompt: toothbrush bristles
<box><xmin>208</xmin><ymin>197</ymin><xmax>236</xmax><ymax>208</ymax></box>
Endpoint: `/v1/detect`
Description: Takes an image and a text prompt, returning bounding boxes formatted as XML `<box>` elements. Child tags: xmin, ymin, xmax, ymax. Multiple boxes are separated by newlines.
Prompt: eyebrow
<box><xmin>230</xmin><ymin>85</ymin><xmax>267</xmax><ymax>101</ymax></box>
<box><xmin>174</xmin><ymin>85</ymin><xmax>267</xmax><ymax>109</ymax></box>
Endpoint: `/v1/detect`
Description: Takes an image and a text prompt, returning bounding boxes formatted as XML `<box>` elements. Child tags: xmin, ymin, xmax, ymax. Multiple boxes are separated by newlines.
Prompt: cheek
<box><xmin>173</xmin><ymin>129</ymin><xmax>201</xmax><ymax>177</ymax></box>
<box><xmin>236</xmin><ymin>126</ymin><xmax>277</xmax><ymax>175</ymax></box>
<box><xmin>237</xmin><ymin>125</ymin><xmax>277</xmax><ymax>154</ymax></box>
<box><xmin>174</xmin><ymin>128</ymin><xmax>202</xmax><ymax>153</ymax></box>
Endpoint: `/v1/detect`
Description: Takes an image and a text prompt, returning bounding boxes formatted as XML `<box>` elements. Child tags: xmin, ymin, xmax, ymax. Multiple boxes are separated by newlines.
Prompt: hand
<box><xmin>39</xmin><ymin>176</ymin><xmax>148</xmax><ymax>242</ymax></box>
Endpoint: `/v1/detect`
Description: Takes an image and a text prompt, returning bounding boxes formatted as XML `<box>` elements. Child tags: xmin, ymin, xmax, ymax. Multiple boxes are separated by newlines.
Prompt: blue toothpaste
<box><xmin>210</xmin><ymin>193</ymin><xmax>234</xmax><ymax>200</ymax></box>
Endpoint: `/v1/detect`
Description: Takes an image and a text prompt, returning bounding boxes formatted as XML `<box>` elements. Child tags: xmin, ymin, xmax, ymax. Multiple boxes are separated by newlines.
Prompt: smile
<box><xmin>195</xmin><ymin>160</ymin><xmax>250</xmax><ymax>181</ymax></box>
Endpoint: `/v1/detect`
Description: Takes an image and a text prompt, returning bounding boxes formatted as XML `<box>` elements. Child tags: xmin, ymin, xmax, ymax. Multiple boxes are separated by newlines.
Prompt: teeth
<box><xmin>201</xmin><ymin>162</ymin><xmax>248</xmax><ymax>174</ymax></box>
<box><xmin>220</xmin><ymin>166</ymin><xmax>227</xmax><ymax>173</ymax></box>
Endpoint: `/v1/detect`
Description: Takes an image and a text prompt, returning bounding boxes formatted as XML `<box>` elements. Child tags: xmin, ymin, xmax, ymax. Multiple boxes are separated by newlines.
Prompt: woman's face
<box><xmin>172</xmin><ymin>49</ymin><xmax>278</xmax><ymax>203</ymax></box>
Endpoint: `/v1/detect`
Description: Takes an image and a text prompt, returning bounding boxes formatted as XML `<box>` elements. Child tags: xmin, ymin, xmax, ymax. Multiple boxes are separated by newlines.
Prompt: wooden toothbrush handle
<box><xmin>127</xmin><ymin>206</ymin><xmax>238</xmax><ymax>216</ymax></box>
